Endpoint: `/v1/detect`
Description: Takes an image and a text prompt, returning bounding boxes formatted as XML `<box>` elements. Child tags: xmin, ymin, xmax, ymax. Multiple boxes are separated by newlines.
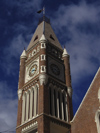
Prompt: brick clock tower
<box><xmin>16</xmin><ymin>16</ymin><xmax>73</xmax><ymax>133</ymax></box>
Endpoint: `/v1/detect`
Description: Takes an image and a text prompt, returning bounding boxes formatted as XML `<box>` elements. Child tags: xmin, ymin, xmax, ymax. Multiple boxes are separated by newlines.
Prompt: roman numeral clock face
<box><xmin>25</xmin><ymin>58</ymin><xmax>39</xmax><ymax>83</ymax></box>
<box><xmin>48</xmin><ymin>57</ymin><xmax>65</xmax><ymax>82</ymax></box>
<box><xmin>29</xmin><ymin>64</ymin><xmax>37</xmax><ymax>77</ymax></box>
<box><xmin>50</xmin><ymin>64</ymin><xmax>60</xmax><ymax>75</ymax></box>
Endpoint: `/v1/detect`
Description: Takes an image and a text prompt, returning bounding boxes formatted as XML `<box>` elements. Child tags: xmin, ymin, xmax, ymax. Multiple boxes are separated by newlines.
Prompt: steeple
<box><xmin>16</xmin><ymin>15</ymin><xmax>73</xmax><ymax>133</ymax></box>
<box><xmin>27</xmin><ymin>16</ymin><xmax>62</xmax><ymax>51</ymax></box>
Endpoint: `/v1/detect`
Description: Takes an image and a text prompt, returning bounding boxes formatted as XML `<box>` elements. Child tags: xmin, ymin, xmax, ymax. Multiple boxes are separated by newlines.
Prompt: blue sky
<box><xmin>0</xmin><ymin>0</ymin><xmax>100</xmax><ymax>132</ymax></box>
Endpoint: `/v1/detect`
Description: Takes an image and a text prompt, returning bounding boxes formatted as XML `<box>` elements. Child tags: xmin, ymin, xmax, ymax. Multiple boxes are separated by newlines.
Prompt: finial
<box><xmin>43</xmin><ymin>6</ymin><xmax>45</xmax><ymax>16</ymax></box>
<box><xmin>24</xmin><ymin>47</ymin><xmax>25</xmax><ymax>50</ymax></box>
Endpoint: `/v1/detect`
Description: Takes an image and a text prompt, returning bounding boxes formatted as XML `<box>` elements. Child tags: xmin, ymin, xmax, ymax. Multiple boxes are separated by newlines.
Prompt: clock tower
<box><xmin>16</xmin><ymin>16</ymin><xmax>73</xmax><ymax>133</ymax></box>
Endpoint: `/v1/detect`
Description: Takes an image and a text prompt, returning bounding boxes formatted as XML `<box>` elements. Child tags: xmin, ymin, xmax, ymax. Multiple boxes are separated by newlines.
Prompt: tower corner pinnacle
<box><xmin>17</xmin><ymin>89</ymin><xmax>22</xmax><ymax>100</ymax></box>
<box><xmin>39</xmin><ymin>34</ymin><xmax>47</xmax><ymax>43</ymax></box>
<box><xmin>62</xmin><ymin>48</ymin><xmax>69</xmax><ymax>57</ymax></box>
<box><xmin>20</xmin><ymin>49</ymin><xmax>27</xmax><ymax>59</ymax></box>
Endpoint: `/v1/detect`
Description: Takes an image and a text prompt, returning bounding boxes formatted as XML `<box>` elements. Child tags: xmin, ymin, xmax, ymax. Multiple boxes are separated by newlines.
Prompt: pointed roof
<box><xmin>27</xmin><ymin>18</ymin><xmax>62</xmax><ymax>51</ymax></box>
<box><xmin>62</xmin><ymin>48</ymin><xmax>68</xmax><ymax>57</ymax></box>
<box><xmin>20</xmin><ymin>49</ymin><xmax>27</xmax><ymax>59</ymax></box>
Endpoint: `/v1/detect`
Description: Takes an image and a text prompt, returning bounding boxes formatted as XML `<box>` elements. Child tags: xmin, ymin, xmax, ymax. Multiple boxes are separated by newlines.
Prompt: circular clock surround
<box><xmin>29</xmin><ymin>64</ymin><xmax>37</xmax><ymax>77</ymax></box>
<box><xmin>50</xmin><ymin>64</ymin><xmax>60</xmax><ymax>75</ymax></box>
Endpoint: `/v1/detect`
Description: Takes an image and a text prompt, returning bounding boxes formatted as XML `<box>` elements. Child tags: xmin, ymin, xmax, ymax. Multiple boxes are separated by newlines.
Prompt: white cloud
<box><xmin>0</xmin><ymin>81</ymin><xmax>17</xmax><ymax>132</ymax></box>
<box><xmin>51</xmin><ymin>1</ymin><xmax>100</xmax><ymax>104</ymax></box>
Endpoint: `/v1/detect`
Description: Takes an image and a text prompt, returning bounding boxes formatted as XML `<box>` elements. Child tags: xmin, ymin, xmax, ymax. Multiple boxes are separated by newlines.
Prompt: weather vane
<box><xmin>37</xmin><ymin>6</ymin><xmax>45</xmax><ymax>16</ymax></box>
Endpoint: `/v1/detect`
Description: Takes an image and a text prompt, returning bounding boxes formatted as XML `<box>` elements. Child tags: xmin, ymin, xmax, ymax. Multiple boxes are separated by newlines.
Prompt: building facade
<box><xmin>71</xmin><ymin>68</ymin><xmax>100</xmax><ymax>133</ymax></box>
<box><xmin>16</xmin><ymin>16</ymin><xmax>73</xmax><ymax>133</ymax></box>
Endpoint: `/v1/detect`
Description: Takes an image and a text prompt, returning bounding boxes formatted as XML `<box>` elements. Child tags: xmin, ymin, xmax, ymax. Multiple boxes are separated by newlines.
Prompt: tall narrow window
<box><xmin>54</xmin><ymin>89</ymin><xmax>57</xmax><ymax>117</ymax></box>
<box><xmin>22</xmin><ymin>93</ymin><xmax>26</xmax><ymax>123</ymax></box>
<box><xmin>36</xmin><ymin>87</ymin><xmax>38</xmax><ymax>115</ymax></box>
<box><xmin>49</xmin><ymin>87</ymin><xmax>52</xmax><ymax>115</ymax></box>
<box><xmin>32</xmin><ymin>90</ymin><xmax>34</xmax><ymax>117</ymax></box>
<box><xmin>28</xmin><ymin>92</ymin><xmax>30</xmax><ymax>119</ymax></box>
<box><xmin>58</xmin><ymin>91</ymin><xmax>61</xmax><ymax>119</ymax></box>
<box><xmin>63</xmin><ymin>94</ymin><xmax>66</xmax><ymax>121</ymax></box>
<box><xmin>95</xmin><ymin>110</ymin><xmax>100</xmax><ymax>133</ymax></box>
<box><xmin>24</xmin><ymin>94</ymin><xmax>27</xmax><ymax>121</ymax></box>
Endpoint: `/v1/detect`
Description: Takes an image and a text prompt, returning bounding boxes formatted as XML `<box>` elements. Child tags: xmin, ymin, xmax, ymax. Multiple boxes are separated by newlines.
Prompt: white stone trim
<box><xmin>21</xmin><ymin>84</ymin><xmax>39</xmax><ymax>124</ymax></box>
<box><xmin>18</xmin><ymin>89</ymin><xmax>22</xmax><ymax>100</ymax></box>
<box><xmin>95</xmin><ymin>109</ymin><xmax>100</xmax><ymax>133</ymax></box>
<box><xmin>41</xmin><ymin>54</ymin><xmax>46</xmax><ymax>61</ymax></box>
<box><xmin>98</xmin><ymin>88</ymin><xmax>100</xmax><ymax>103</ymax></box>
<box><xmin>41</xmin><ymin>43</ymin><xmax>46</xmax><ymax>49</ymax></box>
<box><xmin>41</xmin><ymin>66</ymin><xmax>46</xmax><ymax>73</ymax></box>
<box><xmin>32</xmin><ymin>49</ymin><xmax>37</xmax><ymax>56</ymax></box>
<box><xmin>72</xmin><ymin>67</ymin><xmax>100</xmax><ymax>122</ymax></box>
<box><xmin>22</xmin><ymin>92</ymin><xmax>27</xmax><ymax>123</ymax></box>
<box><xmin>21</xmin><ymin>121</ymin><xmax>38</xmax><ymax>133</ymax></box>
<box><xmin>65</xmin><ymin>94</ymin><xmax>68</xmax><ymax>122</ymax></box>
<box><xmin>39</xmin><ymin>74</ymin><xmax>48</xmax><ymax>85</ymax></box>
<box><xmin>56</xmin><ymin>90</ymin><xmax>59</xmax><ymax>118</ymax></box>
<box><xmin>61</xmin><ymin>92</ymin><xmax>64</xmax><ymax>120</ymax></box>
<box><xmin>62</xmin><ymin>48</ymin><xmax>68</xmax><ymax>57</ymax></box>
<box><xmin>20</xmin><ymin>50</ymin><xmax>27</xmax><ymax>59</ymax></box>
<box><xmin>30</xmin><ymin>89</ymin><xmax>33</xmax><ymax>119</ymax></box>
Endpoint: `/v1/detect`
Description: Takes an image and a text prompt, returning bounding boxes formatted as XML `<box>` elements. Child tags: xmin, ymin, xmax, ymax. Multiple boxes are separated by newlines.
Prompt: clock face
<box><xmin>29</xmin><ymin>64</ymin><xmax>37</xmax><ymax>77</ymax></box>
<box><xmin>50</xmin><ymin>64</ymin><xmax>60</xmax><ymax>75</ymax></box>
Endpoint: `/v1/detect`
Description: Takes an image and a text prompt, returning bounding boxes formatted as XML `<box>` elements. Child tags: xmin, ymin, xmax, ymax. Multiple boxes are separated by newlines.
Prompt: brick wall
<box><xmin>71</xmin><ymin>69</ymin><xmax>100</xmax><ymax>133</ymax></box>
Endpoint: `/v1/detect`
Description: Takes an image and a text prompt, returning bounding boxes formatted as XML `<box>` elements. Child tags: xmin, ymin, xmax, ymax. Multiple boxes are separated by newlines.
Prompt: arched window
<box><xmin>32</xmin><ymin>89</ymin><xmax>34</xmax><ymax>117</ymax></box>
<box><xmin>62</xmin><ymin>93</ymin><xmax>66</xmax><ymax>121</ymax></box>
<box><xmin>58</xmin><ymin>91</ymin><xmax>61</xmax><ymax>119</ymax></box>
<box><xmin>22</xmin><ymin>92</ymin><xmax>27</xmax><ymax>123</ymax></box>
<box><xmin>54</xmin><ymin>89</ymin><xmax>57</xmax><ymax>117</ymax></box>
<box><xmin>28</xmin><ymin>91</ymin><xmax>30</xmax><ymax>119</ymax></box>
<box><xmin>36</xmin><ymin>86</ymin><xmax>38</xmax><ymax>115</ymax></box>
<box><xmin>49</xmin><ymin>87</ymin><xmax>52</xmax><ymax>115</ymax></box>
<box><xmin>22</xmin><ymin>85</ymin><xmax>39</xmax><ymax>124</ymax></box>
<box><xmin>95</xmin><ymin>109</ymin><xmax>100</xmax><ymax>133</ymax></box>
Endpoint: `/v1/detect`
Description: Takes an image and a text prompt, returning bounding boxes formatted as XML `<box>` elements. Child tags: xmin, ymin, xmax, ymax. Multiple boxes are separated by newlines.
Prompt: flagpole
<box><xmin>43</xmin><ymin>7</ymin><xmax>45</xmax><ymax>35</ymax></box>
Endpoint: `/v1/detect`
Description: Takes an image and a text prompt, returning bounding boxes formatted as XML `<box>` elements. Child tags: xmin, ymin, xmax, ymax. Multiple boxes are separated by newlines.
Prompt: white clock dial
<box><xmin>29</xmin><ymin>64</ymin><xmax>37</xmax><ymax>77</ymax></box>
<box><xmin>25</xmin><ymin>57</ymin><xmax>39</xmax><ymax>83</ymax></box>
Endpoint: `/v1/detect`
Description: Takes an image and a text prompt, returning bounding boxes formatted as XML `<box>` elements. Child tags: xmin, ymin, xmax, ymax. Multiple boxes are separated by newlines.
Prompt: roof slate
<box><xmin>26</xmin><ymin>21</ymin><xmax>62</xmax><ymax>51</ymax></box>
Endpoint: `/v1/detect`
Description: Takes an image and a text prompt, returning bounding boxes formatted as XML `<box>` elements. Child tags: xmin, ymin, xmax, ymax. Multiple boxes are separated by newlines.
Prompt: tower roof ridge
<box><xmin>26</xmin><ymin>20</ymin><xmax>62</xmax><ymax>51</ymax></box>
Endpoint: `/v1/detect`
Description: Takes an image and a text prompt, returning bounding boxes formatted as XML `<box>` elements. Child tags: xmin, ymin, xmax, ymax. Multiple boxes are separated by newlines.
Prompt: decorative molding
<box><xmin>17</xmin><ymin>89</ymin><xmax>22</xmax><ymax>100</ymax></box>
<box><xmin>41</xmin><ymin>66</ymin><xmax>46</xmax><ymax>73</ymax></box>
<box><xmin>98</xmin><ymin>88</ymin><xmax>100</xmax><ymax>103</ymax></box>
<box><xmin>67</xmin><ymin>87</ymin><xmax>73</xmax><ymax>97</ymax></box>
<box><xmin>95</xmin><ymin>109</ymin><xmax>100</xmax><ymax>133</ymax></box>
<box><xmin>39</xmin><ymin>74</ymin><xmax>48</xmax><ymax>85</ymax></box>
<box><xmin>22</xmin><ymin>121</ymin><xmax>38</xmax><ymax>133</ymax></box>
<box><xmin>41</xmin><ymin>54</ymin><xmax>46</xmax><ymax>61</ymax></box>
<box><xmin>27</xmin><ymin>46</ymin><xmax>40</xmax><ymax>60</ymax></box>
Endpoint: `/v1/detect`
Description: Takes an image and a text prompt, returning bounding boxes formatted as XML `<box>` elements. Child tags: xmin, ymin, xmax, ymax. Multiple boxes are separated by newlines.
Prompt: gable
<box><xmin>71</xmin><ymin>67</ymin><xmax>100</xmax><ymax>133</ymax></box>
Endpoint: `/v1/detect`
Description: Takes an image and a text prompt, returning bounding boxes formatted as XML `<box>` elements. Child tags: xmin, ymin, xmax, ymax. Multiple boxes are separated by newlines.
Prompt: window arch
<box><xmin>21</xmin><ymin>84</ymin><xmax>39</xmax><ymax>124</ymax></box>
<box><xmin>22</xmin><ymin>92</ymin><xmax>27</xmax><ymax>123</ymax></box>
<box><xmin>95</xmin><ymin>109</ymin><xmax>100</xmax><ymax>133</ymax></box>
<box><xmin>48</xmin><ymin>84</ymin><xmax>68</xmax><ymax>121</ymax></box>
<box><xmin>58</xmin><ymin>90</ymin><xmax>61</xmax><ymax>119</ymax></box>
